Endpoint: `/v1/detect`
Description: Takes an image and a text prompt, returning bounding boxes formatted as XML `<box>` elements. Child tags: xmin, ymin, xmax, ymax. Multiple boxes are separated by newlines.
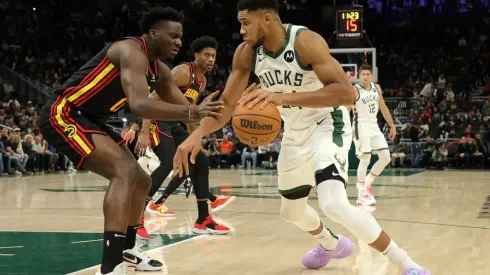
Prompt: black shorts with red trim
<box><xmin>38</xmin><ymin>96</ymin><xmax>124</xmax><ymax>168</ymax></box>
<box><xmin>149</xmin><ymin>120</ymin><xmax>189</xmax><ymax>148</ymax></box>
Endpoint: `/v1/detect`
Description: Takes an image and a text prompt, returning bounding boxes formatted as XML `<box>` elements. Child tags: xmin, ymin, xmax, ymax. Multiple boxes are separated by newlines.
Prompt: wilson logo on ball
<box><xmin>240</xmin><ymin>119</ymin><xmax>273</xmax><ymax>131</ymax></box>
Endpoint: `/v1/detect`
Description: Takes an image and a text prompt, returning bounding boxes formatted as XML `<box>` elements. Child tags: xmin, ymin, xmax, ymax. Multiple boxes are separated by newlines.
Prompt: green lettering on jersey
<box><xmin>258</xmin><ymin>71</ymin><xmax>303</xmax><ymax>88</ymax></box>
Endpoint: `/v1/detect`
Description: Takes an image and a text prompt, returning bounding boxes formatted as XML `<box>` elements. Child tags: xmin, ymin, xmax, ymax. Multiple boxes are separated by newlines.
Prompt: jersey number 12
<box><xmin>369</xmin><ymin>104</ymin><xmax>376</xmax><ymax>114</ymax></box>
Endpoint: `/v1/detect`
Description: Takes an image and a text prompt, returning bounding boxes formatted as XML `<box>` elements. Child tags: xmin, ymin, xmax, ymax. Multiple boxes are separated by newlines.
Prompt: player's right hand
<box><xmin>122</xmin><ymin>129</ymin><xmax>136</xmax><ymax>145</ymax></box>
<box><xmin>135</xmin><ymin>132</ymin><xmax>151</xmax><ymax>157</ymax></box>
<box><xmin>195</xmin><ymin>91</ymin><xmax>225</xmax><ymax>120</ymax></box>
<box><xmin>173</xmin><ymin>132</ymin><xmax>203</xmax><ymax>177</ymax></box>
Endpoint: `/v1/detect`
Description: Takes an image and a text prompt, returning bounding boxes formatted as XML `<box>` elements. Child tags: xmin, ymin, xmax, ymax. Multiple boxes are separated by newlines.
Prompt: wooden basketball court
<box><xmin>1</xmin><ymin>169</ymin><xmax>489</xmax><ymax>274</ymax></box>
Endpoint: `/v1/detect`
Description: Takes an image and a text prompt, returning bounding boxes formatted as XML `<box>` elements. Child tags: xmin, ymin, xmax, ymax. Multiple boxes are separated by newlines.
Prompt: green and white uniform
<box><xmin>252</xmin><ymin>24</ymin><xmax>352</xmax><ymax>193</ymax></box>
<box><xmin>352</xmin><ymin>82</ymin><xmax>388</xmax><ymax>155</ymax></box>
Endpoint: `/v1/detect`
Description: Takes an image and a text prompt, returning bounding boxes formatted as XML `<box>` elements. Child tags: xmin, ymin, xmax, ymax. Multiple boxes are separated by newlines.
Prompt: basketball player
<box><xmin>38</xmin><ymin>8</ymin><xmax>224</xmax><ymax>275</ymax></box>
<box><xmin>173</xmin><ymin>1</ymin><xmax>430</xmax><ymax>274</ymax></box>
<box><xmin>125</xmin><ymin>36</ymin><xmax>233</xmax><ymax>237</ymax></box>
<box><xmin>353</xmin><ymin>65</ymin><xmax>396</xmax><ymax>206</ymax></box>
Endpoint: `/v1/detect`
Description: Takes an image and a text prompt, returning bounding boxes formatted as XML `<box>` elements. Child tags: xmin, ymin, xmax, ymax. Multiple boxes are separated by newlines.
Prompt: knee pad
<box><xmin>280</xmin><ymin>186</ymin><xmax>311</xmax><ymax>200</ymax></box>
<box><xmin>315</xmin><ymin>163</ymin><xmax>346</xmax><ymax>187</ymax></box>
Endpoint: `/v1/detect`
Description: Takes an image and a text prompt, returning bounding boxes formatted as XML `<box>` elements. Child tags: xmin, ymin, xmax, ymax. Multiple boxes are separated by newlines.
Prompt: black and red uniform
<box><xmin>148</xmin><ymin>62</ymin><xmax>205</xmax><ymax>148</ymax></box>
<box><xmin>38</xmin><ymin>36</ymin><xmax>158</xmax><ymax>168</ymax></box>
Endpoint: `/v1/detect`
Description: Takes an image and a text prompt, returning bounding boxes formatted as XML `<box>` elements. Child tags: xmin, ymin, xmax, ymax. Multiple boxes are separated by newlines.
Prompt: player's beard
<box><xmin>255</xmin><ymin>28</ymin><xmax>266</xmax><ymax>47</ymax></box>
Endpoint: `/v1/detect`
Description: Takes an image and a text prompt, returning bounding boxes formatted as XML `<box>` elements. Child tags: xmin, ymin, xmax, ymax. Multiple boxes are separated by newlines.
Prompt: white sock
<box><xmin>313</xmin><ymin>225</ymin><xmax>340</xmax><ymax>251</ymax></box>
<box><xmin>383</xmin><ymin>240</ymin><xmax>421</xmax><ymax>270</ymax></box>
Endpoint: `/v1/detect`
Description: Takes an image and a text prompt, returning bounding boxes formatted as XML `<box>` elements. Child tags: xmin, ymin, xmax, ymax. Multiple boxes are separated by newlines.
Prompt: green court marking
<box><xmin>0</xmin><ymin>232</ymin><xmax>195</xmax><ymax>275</ymax></box>
<box><xmin>243</xmin><ymin>169</ymin><xmax>424</xmax><ymax>177</ymax></box>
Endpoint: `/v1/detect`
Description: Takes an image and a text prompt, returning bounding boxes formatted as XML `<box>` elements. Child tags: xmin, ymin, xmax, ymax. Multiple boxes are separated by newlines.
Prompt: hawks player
<box><xmin>352</xmin><ymin>64</ymin><xmax>396</xmax><ymax>206</ymax></box>
<box><xmin>38</xmin><ymin>8</ymin><xmax>224</xmax><ymax>275</ymax></box>
<box><xmin>126</xmin><ymin>36</ymin><xmax>233</xmax><ymax>238</ymax></box>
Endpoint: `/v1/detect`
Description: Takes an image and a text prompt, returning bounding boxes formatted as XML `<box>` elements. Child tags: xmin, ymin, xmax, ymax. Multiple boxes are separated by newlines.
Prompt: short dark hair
<box><xmin>237</xmin><ymin>0</ymin><xmax>279</xmax><ymax>12</ymax></box>
<box><xmin>360</xmin><ymin>64</ymin><xmax>372</xmax><ymax>72</ymax></box>
<box><xmin>190</xmin><ymin>36</ymin><xmax>219</xmax><ymax>53</ymax></box>
<box><xmin>140</xmin><ymin>7</ymin><xmax>184</xmax><ymax>33</ymax></box>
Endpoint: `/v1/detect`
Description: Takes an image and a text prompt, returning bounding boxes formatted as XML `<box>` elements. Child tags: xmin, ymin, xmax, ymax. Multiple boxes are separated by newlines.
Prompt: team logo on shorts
<box><xmin>149</xmin><ymin>124</ymin><xmax>156</xmax><ymax>134</ymax></box>
<box><xmin>64</xmin><ymin>124</ymin><xmax>77</xmax><ymax>139</ymax></box>
<box><xmin>334</xmin><ymin>153</ymin><xmax>347</xmax><ymax>172</ymax></box>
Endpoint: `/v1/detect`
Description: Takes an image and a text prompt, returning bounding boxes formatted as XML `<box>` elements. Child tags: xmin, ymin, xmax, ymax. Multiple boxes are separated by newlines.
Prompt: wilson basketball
<box><xmin>232</xmin><ymin>102</ymin><xmax>281</xmax><ymax>147</ymax></box>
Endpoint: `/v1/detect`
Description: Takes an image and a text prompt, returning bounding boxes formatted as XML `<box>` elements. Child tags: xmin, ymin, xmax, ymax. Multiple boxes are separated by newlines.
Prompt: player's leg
<box><xmin>314</xmin><ymin>136</ymin><xmax>430</xmax><ymax>274</ymax></box>
<box><xmin>147</xmin><ymin>134</ymin><xmax>180</xmax><ymax>206</ymax></box>
<box><xmin>159</xmin><ymin>129</ymin><xmax>234</xmax><ymax>214</ymax></box>
<box><xmin>366</xmin><ymin>135</ymin><xmax>390</xmax><ymax>184</ymax></box>
<box><xmin>167</xmin><ymin>134</ymin><xmax>230</xmax><ymax>234</ymax></box>
<box><xmin>39</xmin><ymin>117</ymin><xmax>150</xmax><ymax>274</ymax></box>
<box><xmin>108</xmin><ymin>143</ymin><xmax>165</xmax><ymax>272</ymax></box>
<box><xmin>277</xmin><ymin>146</ymin><xmax>354</xmax><ymax>269</ymax></box>
<box><xmin>150</xmin><ymin>126</ymin><xmax>195</xmax><ymax>203</ymax></box>
<box><xmin>356</xmin><ymin>133</ymin><xmax>375</xmax><ymax>206</ymax></box>
<box><xmin>358</xmin><ymin>135</ymin><xmax>390</xmax><ymax>206</ymax></box>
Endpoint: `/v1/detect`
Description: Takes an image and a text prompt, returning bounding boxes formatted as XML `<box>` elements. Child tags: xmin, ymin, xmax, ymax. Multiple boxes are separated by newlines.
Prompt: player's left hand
<box><xmin>135</xmin><ymin>132</ymin><xmax>151</xmax><ymax>157</ymax></box>
<box><xmin>237</xmin><ymin>85</ymin><xmax>283</xmax><ymax>110</ymax></box>
<box><xmin>173</xmin><ymin>132</ymin><xmax>203</xmax><ymax>177</ymax></box>
<box><xmin>388</xmin><ymin>126</ymin><xmax>396</xmax><ymax>141</ymax></box>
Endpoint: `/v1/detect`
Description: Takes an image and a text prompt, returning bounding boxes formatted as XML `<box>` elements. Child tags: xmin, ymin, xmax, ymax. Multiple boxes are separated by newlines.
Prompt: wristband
<box><xmin>188</xmin><ymin>104</ymin><xmax>196</xmax><ymax>121</ymax></box>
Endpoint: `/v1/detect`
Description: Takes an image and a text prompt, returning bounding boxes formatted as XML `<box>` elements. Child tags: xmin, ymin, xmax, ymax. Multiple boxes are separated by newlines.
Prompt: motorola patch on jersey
<box><xmin>284</xmin><ymin>50</ymin><xmax>294</xmax><ymax>63</ymax></box>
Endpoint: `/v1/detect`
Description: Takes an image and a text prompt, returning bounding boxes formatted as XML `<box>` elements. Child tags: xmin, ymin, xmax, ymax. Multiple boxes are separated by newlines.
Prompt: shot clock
<box><xmin>336</xmin><ymin>10</ymin><xmax>363</xmax><ymax>39</ymax></box>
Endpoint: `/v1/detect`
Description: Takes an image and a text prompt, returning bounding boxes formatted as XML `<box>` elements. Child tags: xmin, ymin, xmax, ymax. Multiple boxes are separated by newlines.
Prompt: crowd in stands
<box><xmin>1</xmin><ymin>0</ymin><xmax>490</xmax><ymax>174</ymax></box>
<box><xmin>200</xmin><ymin>127</ymin><xmax>283</xmax><ymax>169</ymax></box>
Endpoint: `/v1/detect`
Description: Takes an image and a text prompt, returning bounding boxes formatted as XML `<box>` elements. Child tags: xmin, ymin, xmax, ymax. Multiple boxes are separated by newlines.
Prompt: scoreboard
<box><xmin>336</xmin><ymin>10</ymin><xmax>363</xmax><ymax>39</ymax></box>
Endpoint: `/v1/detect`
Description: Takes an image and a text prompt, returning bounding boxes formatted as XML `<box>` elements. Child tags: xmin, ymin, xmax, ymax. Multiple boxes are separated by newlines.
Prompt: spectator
<box><xmin>8</xmin><ymin>129</ymin><xmax>28</xmax><ymax>168</ymax></box>
<box><xmin>31</xmin><ymin>135</ymin><xmax>46</xmax><ymax>172</ymax></box>
<box><xmin>260</xmin><ymin>144</ymin><xmax>279</xmax><ymax>169</ymax></box>
<box><xmin>241</xmin><ymin>145</ymin><xmax>258</xmax><ymax>169</ymax></box>
<box><xmin>391</xmin><ymin>137</ymin><xmax>406</xmax><ymax>167</ymax></box>
<box><xmin>2</xmin><ymin>79</ymin><xmax>14</xmax><ymax>96</ymax></box>
<box><xmin>218</xmin><ymin>134</ymin><xmax>234</xmax><ymax>166</ymax></box>
<box><xmin>430</xmin><ymin>142</ymin><xmax>448</xmax><ymax>169</ymax></box>
<box><xmin>203</xmin><ymin>134</ymin><xmax>220</xmax><ymax>167</ymax></box>
<box><xmin>456</xmin><ymin>137</ymin><xmax>471</xmax><ymax>169</ymax></box>
<box><xmin>0</xmin><ymin>138</ymin><xmax>12</xmax><ymax>175</ymax></box>
<box><xmin>421</xmin><ymin>136</ymin><xmax>436</xmax><ymax>167</ymax></box>
<box><xmin>22</xmin><ymin>134</ymin><xmax>36</xmax><ymax>171</ymax></box>
<box><xmin>470</xmin><ymin>138</ymin><xmax>484</xmax><ymax>168</ymax></box>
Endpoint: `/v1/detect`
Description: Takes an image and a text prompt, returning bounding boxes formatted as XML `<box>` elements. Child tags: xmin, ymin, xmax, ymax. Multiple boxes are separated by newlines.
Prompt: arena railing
<box><xmin>0</xmin><ymin>65</ymin><xmax>53</xmax><ymax>104</ymax></box>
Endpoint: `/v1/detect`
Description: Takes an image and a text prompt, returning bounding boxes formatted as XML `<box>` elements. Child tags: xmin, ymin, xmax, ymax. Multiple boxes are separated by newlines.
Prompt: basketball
<box><xmin>232</xmin><ymin>102</ymin><xmax>282</xmax><ymax>147</ymax></box>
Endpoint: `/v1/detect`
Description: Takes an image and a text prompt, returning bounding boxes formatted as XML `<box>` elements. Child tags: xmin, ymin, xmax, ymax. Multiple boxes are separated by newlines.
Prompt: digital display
<box><xmin>336</xmin><ymin>10</ymin><xmax>363</xmax><ymax>39</ymax></box>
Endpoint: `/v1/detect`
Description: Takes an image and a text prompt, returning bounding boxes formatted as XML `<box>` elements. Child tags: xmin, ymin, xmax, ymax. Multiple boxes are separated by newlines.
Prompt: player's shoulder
<box><xmin>171</xmin><ymin>63</ymin><xmax>192</xmax><ymax>77</ymax></box>
<box><xmin>108</xmin><ymin>39</ymin><xmax>148</xmax><ymax>68</ymax></box>
<box><xmin>294</xmin><ymin>28</ymin><xmax>329</xmax><ymax>64</ymax></box>
<box><xmin>170</xmin><ymin>62</ymin><xmax>192</xmax><ymax>87</ymax></box>
<box><xmin>295</xmin><ymin>28</ymin><xmax>327</xmax><ymax>48</ymax></box>
<box><xmin>233</xmin><ymin>42</ymin><xmax>254</xmax><ymax>68</ymax></box>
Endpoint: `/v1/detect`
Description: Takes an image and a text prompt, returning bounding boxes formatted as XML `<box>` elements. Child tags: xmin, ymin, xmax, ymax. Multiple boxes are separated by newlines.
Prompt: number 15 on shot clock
<box><xmin>336</xmin><ymin>10</ymin><xmax>363</xmax><ymax>39</ymax></box>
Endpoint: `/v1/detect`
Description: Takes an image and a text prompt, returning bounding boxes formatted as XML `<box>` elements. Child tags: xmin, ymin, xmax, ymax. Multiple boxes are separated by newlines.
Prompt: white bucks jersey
<box><xmin>353</xmin><ymin>82</ymin><xmax>380</xmax><ymax>126</ymax></box>
<box><xmin>252</xmin><ymin>24</ymin><xmax>349</xmax><ymax>131</ymax></box>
